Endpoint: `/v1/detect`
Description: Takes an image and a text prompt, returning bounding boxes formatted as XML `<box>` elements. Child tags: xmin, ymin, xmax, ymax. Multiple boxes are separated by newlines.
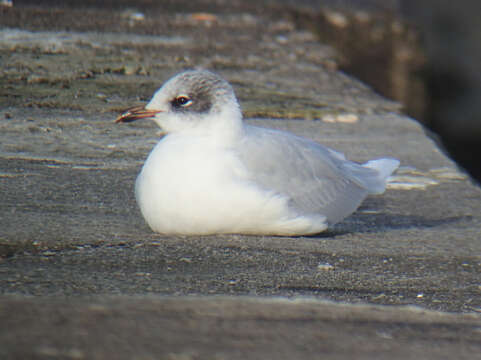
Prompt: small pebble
<box><xmin>336</xmin><ymin>113</ymin><xmax>359</xmax><ymax>123</ymax></box>
<box><xmin>317</xmin><ymin>263</ymin><xmax>334</xmax><ymax>271</ymax></box>
<box><xmin>321</xmin><ymin>113</ymin><xmax>359</xmax><ymax>123</ymax></box>
<box><xmin>42</xmin><ymin>251</ymin><xmax>56</xmax><ymax>256</ymax></box>
<box><xmin>325</xmin><ymin>11</ymin><xmax>349</xmax><ymax>28</ymax></box>
<box><xmin>191</xmin><ymin>13</ymin><xmax>218</xmax><ymax>22</ymax></box>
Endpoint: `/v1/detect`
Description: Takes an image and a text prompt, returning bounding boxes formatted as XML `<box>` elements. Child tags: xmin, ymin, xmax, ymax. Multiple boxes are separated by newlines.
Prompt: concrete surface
<box><xmin>0</xmin><ymin>2</ymin><xmax>480</xmax><ymax>359</ymax></box>
<box><xmin>1</xmin><ymin>296</ymin><xmax>481</xmax><ymax>360</ymax></box>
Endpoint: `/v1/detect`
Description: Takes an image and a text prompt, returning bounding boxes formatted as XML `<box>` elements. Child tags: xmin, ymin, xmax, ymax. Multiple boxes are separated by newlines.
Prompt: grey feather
<box><xmin>238</xmin><ymin>125</ymin><xmax>399</xmax><ymax>225</ymax></box>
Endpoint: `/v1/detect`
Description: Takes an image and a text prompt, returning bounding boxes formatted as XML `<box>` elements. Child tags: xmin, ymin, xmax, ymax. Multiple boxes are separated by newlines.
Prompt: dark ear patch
<box><xmin>171</xmin><ymin>88</ymin><xmax>213</xmax><ymax>114</ymax></box>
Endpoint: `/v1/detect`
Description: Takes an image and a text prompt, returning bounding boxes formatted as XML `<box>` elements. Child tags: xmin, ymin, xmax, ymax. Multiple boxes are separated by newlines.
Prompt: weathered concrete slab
<box><xmin>0</xmin><ymin>2</ymin><xmax>480</xmax><ymax>359</ymax></box>
<box><xmin>1</xmin><ymin>296</ymin><xmax>480</xmax><ymax>360</ymax></box>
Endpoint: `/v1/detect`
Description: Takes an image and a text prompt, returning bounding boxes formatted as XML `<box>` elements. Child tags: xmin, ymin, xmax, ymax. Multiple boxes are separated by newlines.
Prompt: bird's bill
<box><xmin>115</xmin><ymin>105</ymin><xmax>162</xmax><ymax>123</ymax></box>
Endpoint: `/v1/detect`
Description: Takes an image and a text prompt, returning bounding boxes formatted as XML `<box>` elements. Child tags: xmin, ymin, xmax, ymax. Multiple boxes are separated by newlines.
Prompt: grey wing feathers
<box><xmin>338</xmin><ymin>158</ymin><xmax>399</xmax><ymax>194</ymax></box>
<box><xmin>238</xmin><ymin>126</ymin><xmax>398</xmax><ymax>224</ymax></box>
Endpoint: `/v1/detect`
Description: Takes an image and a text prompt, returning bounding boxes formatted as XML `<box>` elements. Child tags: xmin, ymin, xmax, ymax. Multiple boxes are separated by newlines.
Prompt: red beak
<box><xmin>115</xmin><ymin>105</ymin><xmax>162</xmax><ymax>123</ymax></box>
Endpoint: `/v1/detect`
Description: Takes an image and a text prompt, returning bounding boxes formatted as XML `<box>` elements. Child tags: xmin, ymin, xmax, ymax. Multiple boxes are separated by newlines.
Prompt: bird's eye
<box><xmin>172</xmin><ymin>96</ymin><xmax>192</xmax><ymax>108</ymax></box>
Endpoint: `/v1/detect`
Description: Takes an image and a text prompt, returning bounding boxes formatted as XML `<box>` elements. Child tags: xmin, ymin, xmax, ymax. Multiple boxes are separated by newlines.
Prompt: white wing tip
<box><xmin>363</xmin><ymin>158</ymin><xmax>400</xmax><ymax>194</ymax></box>
<box><xmin>364</xmin><ymin>158</ymin><xmax>400</xmax><ymax>177</ymax></box>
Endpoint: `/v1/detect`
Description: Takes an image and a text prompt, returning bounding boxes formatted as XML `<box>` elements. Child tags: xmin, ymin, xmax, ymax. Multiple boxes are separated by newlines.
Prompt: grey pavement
<box><xmin>0</xmin><ymin>2</ymin><xmax>480</xmax><ymax>359</ymax></box>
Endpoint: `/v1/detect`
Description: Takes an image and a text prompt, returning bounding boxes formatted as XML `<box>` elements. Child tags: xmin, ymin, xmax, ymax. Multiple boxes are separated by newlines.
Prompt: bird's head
<box><xmin>116</xmin><ymin>70</ymin><xmax>241</xmax><ymax>135</ymax></box>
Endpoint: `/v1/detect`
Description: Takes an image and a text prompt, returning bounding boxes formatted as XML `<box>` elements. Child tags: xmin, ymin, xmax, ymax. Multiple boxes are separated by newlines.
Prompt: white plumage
<box><xmin>116</xmin><ymin>70</ymin><xmax>399</xmax><ymax>235</ymax></box>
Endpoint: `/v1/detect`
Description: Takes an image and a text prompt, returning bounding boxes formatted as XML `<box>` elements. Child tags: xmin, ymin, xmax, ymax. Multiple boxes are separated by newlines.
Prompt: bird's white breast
<box><xmin>134</xmin><ymin>133</ymin><xmax>327</xmax><ymax>235</ymax></box>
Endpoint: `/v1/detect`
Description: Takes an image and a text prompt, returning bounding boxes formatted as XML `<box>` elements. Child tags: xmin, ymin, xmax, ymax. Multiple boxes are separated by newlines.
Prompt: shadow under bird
<box><xmin>116</xmin><ymin>70</ymin><xmax>399</xmax><ymax>236</ymax></box>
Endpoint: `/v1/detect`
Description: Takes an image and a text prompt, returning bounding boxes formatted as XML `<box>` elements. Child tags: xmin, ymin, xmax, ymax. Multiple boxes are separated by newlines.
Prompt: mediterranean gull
<box><xmin>116</xmin><ymin>70</ymin><xmax>399</xmax><ymax>236</ymax></box>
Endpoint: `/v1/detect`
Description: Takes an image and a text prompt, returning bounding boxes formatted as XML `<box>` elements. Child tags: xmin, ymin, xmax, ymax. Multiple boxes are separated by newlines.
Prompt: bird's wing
<box><xmin>237</xmin><ymin>125</ymin><xmax>385</xmax><ymax>224</ymax></box>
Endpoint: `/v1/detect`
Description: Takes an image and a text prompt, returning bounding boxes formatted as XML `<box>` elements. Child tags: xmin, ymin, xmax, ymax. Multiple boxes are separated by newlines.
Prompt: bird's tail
<box><xmin>362</xmin><ymin>158</ymin><xmax>400</xmax><ymax>194</ymax></box>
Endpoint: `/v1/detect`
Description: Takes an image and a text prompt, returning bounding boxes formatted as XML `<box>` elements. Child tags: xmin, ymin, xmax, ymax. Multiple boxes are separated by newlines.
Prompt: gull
<box><xmin>116</xmin><ymin>70</ymin><xmax>399</xmax><ymax>236</ymax></box>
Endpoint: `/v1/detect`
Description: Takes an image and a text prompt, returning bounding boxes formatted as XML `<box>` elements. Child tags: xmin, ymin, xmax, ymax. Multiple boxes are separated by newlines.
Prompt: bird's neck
<box><xmin>177</xmin><ymin>107</ymin><xmax>245</xmax><ymax>146</ymax></box>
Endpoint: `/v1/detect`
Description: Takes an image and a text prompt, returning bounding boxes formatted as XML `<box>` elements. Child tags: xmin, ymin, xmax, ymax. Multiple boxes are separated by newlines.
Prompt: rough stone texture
<box><xmin>0</xmin><ymin>2</ymin><xmax>480</xmax><ymax>359</ymax></box>
<box><xmin>1</xmin><ymin>296</ymin><xmax>481</xmax><ymax>360</ymax></box>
